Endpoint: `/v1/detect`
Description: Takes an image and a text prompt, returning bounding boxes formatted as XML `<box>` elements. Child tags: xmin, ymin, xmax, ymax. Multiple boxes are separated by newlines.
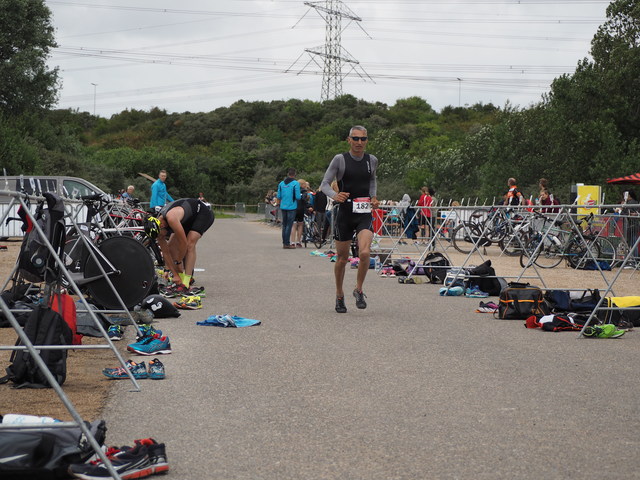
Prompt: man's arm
<box><xmin>320</xmin><ymin>155</ymin><xmax>344</xmax><ymax>199</ymax></box>
<box><xmin>369</xmin><ymin>155</ymin><xmax>379</xmax><ymax>208</ymax></box>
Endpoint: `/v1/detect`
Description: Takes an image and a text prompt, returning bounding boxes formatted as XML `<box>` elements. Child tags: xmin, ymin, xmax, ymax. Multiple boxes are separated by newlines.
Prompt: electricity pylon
<box><xmin>289</xmin><ymin>1</ymin><xmax>373</xmax><ymax>101</ymax></box>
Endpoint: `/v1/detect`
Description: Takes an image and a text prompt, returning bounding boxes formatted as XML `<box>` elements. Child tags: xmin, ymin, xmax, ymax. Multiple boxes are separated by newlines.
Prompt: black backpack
<box><xmin>421</xmin><ymin>252</ymin><xmax>451</xmax><ymax>284</ymax></box>
<box><xmin>2</xmin><ymin>304</ymin><xmax>73</xmax><ymax>388</ymax></box>
<box><xmin>17</xmin><ymin>193</ymin><xmax>66</xmax><ymax>283</ymax></box>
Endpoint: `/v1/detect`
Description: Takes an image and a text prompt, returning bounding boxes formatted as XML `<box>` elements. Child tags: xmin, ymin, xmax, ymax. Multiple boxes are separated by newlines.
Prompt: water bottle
<box><xmin>374</xmin><ymin>256</ymin><xmax>381</xmax><ymax>270</ymax></box>
<box><xmin>2</xmin><ymin>414</ymin><xmax>61</xmax><ymax>424</ymax></box>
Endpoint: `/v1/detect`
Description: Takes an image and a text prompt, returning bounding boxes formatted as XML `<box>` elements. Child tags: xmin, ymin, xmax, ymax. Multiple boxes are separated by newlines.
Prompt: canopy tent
<box><xmin>607</xmin><ymin>173</ymin><xmax>640</xmax><ymax>185</ymax></box>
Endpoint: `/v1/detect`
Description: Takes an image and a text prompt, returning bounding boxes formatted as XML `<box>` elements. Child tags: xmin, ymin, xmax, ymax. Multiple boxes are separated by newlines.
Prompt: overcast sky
<box><xmin>46</xmin><ymin>0</ymin><xmax>611</xmax><ymax>117</ymax></box>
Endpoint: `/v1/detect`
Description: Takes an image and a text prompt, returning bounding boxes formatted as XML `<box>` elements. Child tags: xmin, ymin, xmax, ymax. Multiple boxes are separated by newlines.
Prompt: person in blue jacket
<box><xmin>276</xmin><ymin>168</ymin><xmax>301</xmax><ymax>249</ymax></box>
<box><xmin>150</xmin><ymin>170</ymin><xmax>174</xmax><ymax>212</ymax></box>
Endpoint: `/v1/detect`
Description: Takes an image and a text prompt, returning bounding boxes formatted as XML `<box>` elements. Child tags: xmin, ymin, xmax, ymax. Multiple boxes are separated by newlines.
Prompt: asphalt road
<box><xmin>103</xmin><ymin>216</ymin><xmax>640</xmax><ymax>480</ymax></box>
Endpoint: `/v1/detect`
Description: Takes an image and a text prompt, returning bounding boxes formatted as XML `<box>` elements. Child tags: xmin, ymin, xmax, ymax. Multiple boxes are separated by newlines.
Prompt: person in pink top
<box><xmin>416</xmin><ymin>186</ymin><xmax>435</xmax><ymax>240</ymax></box>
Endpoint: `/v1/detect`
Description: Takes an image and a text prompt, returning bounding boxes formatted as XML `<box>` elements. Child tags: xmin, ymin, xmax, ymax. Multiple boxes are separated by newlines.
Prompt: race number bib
<box><xmin>352</xmin><ymin>197</ymin><xmax>371</xmax><ymax>213</ymax></box>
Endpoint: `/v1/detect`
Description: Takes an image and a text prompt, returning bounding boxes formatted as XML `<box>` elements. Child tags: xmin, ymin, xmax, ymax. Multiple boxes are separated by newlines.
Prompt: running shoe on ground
<box><xmin>173</xmin><ymin>295</ymin><xmax>202</xmax><ymax>310</ymax></box>
<box><xmin>147</xmin><ymin>358</ymin><xmax>166</xmax><ymax>380</ymax></box>
<box><xmin>353</xmin><ymin>289</ymin><xmax>367</xmax><ymax>309</ymax></box>
<box><xmin>583</xmin><ymin>324</ymin><xmax>625</xmax><ymax>338</ymax></box>
<box><xmin>127</xmin><ymin>335</ymin><xmax>172</xmax><ymax>355</ymax></box>
<box><xmin>465</xmin><ymin>286</ymin><xmax>489</xmax><ymax>298</ymax></box>
<box><xmin>69</xmin><ymin>445</ymin><xmax>153</xmax><ymax>479</ymax></box>
<box><xmin>335</xmin><ymin>296</ymin><xmax>347</xmax><ymax>313</ymax></box>
<box><xmin>131</xmin><ymin>439</ymin><xmax>169</xmax><ymax>474</ymax></box>
<box><xmin>475</xmin><ymin>301</ymin><xmax>499</xmax><ymax>313</ymax></box>
<box><xmin>188</xmin><ymin>285</ymin><xmax>206</xmax><ymax>297</ymax></box>
<box><xmin>136</xmin><ymin>324</ymin><xmax>162</xmax><ymax>340</ymax></box>
<box><xmin>107</xmin><ymin>324</ymin><xmax>125</xmax><ymax>341</ymax></box>
<box><xmin>159</xmin><ymin>283</ymin><xmax>189</xmax><ymax>298</ymax></box>
<box><xmin>102</xmin><ymin>360</ymin><xmax>148</xmax><ymax>379</ymax></box>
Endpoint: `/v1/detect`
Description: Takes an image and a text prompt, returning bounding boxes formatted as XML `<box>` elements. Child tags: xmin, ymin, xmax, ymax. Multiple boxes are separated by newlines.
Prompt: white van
<box><xmin>0</xmin><ymin>175</ymin><xmax>108</xmax><ymax>238</ymax></box>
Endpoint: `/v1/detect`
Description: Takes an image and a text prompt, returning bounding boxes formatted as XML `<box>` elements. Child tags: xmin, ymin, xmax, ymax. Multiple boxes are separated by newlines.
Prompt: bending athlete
<box><xmin>155</xmin><ymin>198</ymin><xmax>214</xmax><ymax>296</ymax></box>
<box><xmin>320</xmin><ymin>125</ymin><xmax>379</xmax><ymax>313</ymax></box>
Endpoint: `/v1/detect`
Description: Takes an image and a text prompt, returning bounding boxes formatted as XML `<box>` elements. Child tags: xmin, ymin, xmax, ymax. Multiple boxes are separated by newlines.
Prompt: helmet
<box><xmin>144</xmin><ymin>216</ymin><xmax>161</xmax><ymax>238</ymax></box>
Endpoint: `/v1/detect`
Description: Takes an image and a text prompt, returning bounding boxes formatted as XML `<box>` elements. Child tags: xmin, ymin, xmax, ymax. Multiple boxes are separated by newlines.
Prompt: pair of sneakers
<box><xmin>173</xmin><ymin>295</ymin><xmax>202</xmax><ymax>310</ymax></box>
<box><xmin>335</xmin><ymin>289</ymin><xmax>367</xmax><ymax>313</ymax></box>
<box><xmin>160</xmin><ymin>282</ymin><xmax>206</xmax><ymax>298</ymax></box>
<box><xmin>102</xmin><ymin>358</ymin><xmax>165</xmax><ymax>380</ymax></box>
<box><xmin>70</xmin><ymin>438</ymin><xmax>168</xmax><ymax>479</ymax></box>
<box><xmin>476</xmin><ymin>301</ymin><xmax>499</xmax><ymax>313</ymax></box>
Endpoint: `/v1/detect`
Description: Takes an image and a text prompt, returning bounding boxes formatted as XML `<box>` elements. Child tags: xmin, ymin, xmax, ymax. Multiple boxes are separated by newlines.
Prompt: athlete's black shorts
<box><xmin>333</xmin><ymin>203</ymin><xmax>373</xmax><ymax>242</ymax></box>
<box><xmin>187</xmin><ymin>207</ymin><xmax>214</xmax><ymax>235</ymax></box>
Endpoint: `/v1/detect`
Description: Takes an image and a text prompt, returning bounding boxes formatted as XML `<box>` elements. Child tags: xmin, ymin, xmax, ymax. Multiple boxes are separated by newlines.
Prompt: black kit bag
<box><xmin>421</xmin><ymin>252</ymin><xmax>451</xmax><ymax>284</ymax></box>
<box><xmin>0</xmin><ymin>419</ymin><xmax>107</xmax><ymax>480</ymax></box>
<box><xmin>17</xmin><ymin>193</ymin><xmax>66</xmax><ymax>284</ymax></box>
<box><xmin>1</xmin><ymin>305</ymin><xmax>73</xmax><ymax>388</ymax></box>
<box><xmin>497</xmin><ymin>282</ymin><xmax>547</xmax><ymax>320</ymax></box>
<box><xmin>467</xmin><ymin>260</ymin><xmax>502</xmax><ymax>296</ymax></box>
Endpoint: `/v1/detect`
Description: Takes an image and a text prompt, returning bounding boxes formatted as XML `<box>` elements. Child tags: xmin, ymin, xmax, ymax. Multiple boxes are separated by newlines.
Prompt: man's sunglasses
<box><xmin>350</xmin><ymin>136</ymin><xmax>368</xmax><ymax>142</ymax></box>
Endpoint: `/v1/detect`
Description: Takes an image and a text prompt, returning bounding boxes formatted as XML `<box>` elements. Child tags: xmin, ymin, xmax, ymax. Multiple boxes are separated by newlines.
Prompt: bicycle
<box><xmin>451</xmin><ymin>207</ymin><xmax>531</xmax><ymax>256</ymax></box>
<box><xmin>302</xmin><ymin>212</ymin><xmax>324</xmax><ymax>249</ymax></box>
<box><xmin>62</xmin><ymin>195</ymin><xmax>157</xmax><ymax>309</ymax></box>
<box><xmin>519</xmin><ymin>212</ymin><xmax>616</xmax><ymax>269</ymax></box>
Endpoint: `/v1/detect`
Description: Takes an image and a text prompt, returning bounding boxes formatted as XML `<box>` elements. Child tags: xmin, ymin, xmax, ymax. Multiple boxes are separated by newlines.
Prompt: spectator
<box><xmin>150</xmin><ymin>170</ymin><xmax>174</xmax><ymax>213</ymax></box>
<box><xmin>121</xmin><ymin>185</ymin><xmax>135</xmax><ymax>201</ymax></box>
<box><xmin>290</xmin><ymin>179</ymin><xmax>309</xmax><ymax>247</ymax></box>
<box><xmin>416</xmin><ymin>186</ymin><xmax>435</xmax><ymax>239</ymax></box>
<box><xmin>276</xmin><ymin>168</ymin><xmax>301</xmax><ymax>249</ymax></box>
<box><xmin>505</xmin><ymin>178</ymin><xmax>524</xmax><ymax>207</ymax></box>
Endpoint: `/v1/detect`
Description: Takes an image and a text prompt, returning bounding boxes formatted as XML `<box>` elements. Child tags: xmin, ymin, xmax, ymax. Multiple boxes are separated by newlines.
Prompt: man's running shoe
<box><xmin>475</xmin><ymin>301</ymin><xmax>499</xmax><ymax>313</ymax></box>
<box><xmin>173</xmin><ymin>295</ymin><xmax>202</xmax><ymax>310</ymax></box>
<box><xmin>353</xmin><ymin>289</ymin><xmax>367</xmax><ymax>309</ymax></box>
<box><xmin>136</xmin><ymin>324</ymin><xmax>162</xmax><ymax>340</ymax></box>
<box><xmin>69</xmin><ymin>445</ymin><xmax>153</xmax><ymax>479</ymax></box>
<box><xmin>102</xmin><ymin>360</ymin><xmax>148</xmax><ymax>379</ymax></box>
<box><xmin>335</xmin><ymin>296</ymin><xmax>347</xmax><ymax>313</ymax></box>
<box><xmin>127</xmin><ymin>335</ymin><xmax>172</xmax><ymax>355</ymax></box>
<box><xmin>189</xmin><ymin>285</ymin><xmax>206</xmax><ymax>297</ymax></box>
<box><xmin>107</xmin><ymin>324</ymin><xmax>125</xmax><ymax>341</ymax></box>
<box><xmin>131</xmin><ymin>439</ymin><xmax>169</xmax><ymax>474</ymax></box>
<box><xmin>465</xmin><ymin>286</ymin><xmax>489</xmax><ymax>298</ymax></box>
<box><xmin>147</xmin><ymin>358</ymin><xmax>166</xmax><ymax>380</ymax></box>
<box><xmin>583</xmin><ymin>324</ymin><xmax>625</xmax><ymax>338</ymax></box>
<box><xmin>159</xmin><ymin>283</ymin><xmax>189</xmax><ymax>298</ymax></box>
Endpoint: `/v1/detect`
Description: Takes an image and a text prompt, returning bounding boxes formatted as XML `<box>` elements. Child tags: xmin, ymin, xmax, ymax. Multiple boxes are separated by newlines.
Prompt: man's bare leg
<box><xmin>334</xmin><ymin>240</ymin><xmax>351</xmax><ymax>297</ymax></box>
<box><xmin>355</xmin><ymin>229</ymin><xmax>373</xmax><ymax>291</ymax></box>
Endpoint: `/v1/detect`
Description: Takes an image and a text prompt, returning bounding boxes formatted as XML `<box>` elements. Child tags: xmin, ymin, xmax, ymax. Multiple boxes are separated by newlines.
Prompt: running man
<box><xmin>155</xmin><ymin>198</ymin><xmax>214</xmax><ymax>296</ymax></box>
<box><xmin>320</xmin><ymin>125</ymin><xmax>379</xmax><ymax>313</ymax></box>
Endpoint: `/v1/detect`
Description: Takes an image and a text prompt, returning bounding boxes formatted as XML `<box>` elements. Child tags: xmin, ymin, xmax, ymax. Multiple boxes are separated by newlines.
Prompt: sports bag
<box><xmin>0</xmin><ymin>419</ymin><xmax>106</xmax><ymax>480</ymax></box>
<box><xmin>597</xmin><ymin>296</ymin><xmax>640</xmax><ymax>328</ymax></box>
<box><xmin>17</xmin><ymin>193</ymin><xmax>66</xmax><ymax>283</ymax></box>
<box><xmin>420</xmin><ymin>252</ymin><xmax>451</xmax><ymax>284</ymax></box>
<box><xmin>497</xmin><ymin>282</ymin><xmax>547</xmax><ymax>320</ymax></box>
<box><xmin>467</xmin><ymin>260</ymin><xmax>503</xmax><ymax>296</ymax></box>
<box><xmin>2</xmin><ymin>305</ymin><xmax>73</xmax><ymax>388</ymax></box>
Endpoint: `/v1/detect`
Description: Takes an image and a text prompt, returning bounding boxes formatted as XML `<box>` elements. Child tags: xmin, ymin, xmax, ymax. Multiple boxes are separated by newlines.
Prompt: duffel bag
<box><xmin>497</xmin><ymin>282</ymin><xmax>547</xmax><ymax>320</ymax></box>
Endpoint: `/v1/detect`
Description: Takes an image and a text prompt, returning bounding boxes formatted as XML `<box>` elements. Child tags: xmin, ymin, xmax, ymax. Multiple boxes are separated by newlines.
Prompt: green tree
<box><xmin>0</xmin><ymin>0</ymin><xmax>59</xmax><ymax>115</ymax></box>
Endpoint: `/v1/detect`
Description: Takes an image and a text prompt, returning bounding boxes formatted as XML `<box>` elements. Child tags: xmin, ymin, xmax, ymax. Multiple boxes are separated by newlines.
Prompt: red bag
<box><xmin>50</xmin><ymin>293</ymin><xmax>82</xmax><ymax>345</ymax></box>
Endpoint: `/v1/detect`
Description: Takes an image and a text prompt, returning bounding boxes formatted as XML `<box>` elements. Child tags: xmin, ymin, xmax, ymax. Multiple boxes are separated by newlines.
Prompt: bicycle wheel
<box><xmin>451</xmin><ymin>223</ymin><xmax>483</xmax><ymax>254</ymax></box>
<box><xmin>566</xmin><ymin>237</ymin><xmax>601</xmax><ymax>269</ymax></box>
<box><xmin>84</xmin><ymin>235</ymin><xmax>154</xmax><ymax>309</ymax></box>
<box><xmin>520</xmin><ymin>234</ymin><xmax>563</xmax><ymax>268</ymax></box>
<box><xmin>309</xmin><ymin>222</ymin><xmax>324</xmax><ymax>249</ymax></box>
<box><xmin>596</xmin><ymin>237</ymin><xmax>616</xmax><ymax>269</ymax></box>
<box><xmin>499</xmin><ymin>231</ymin><xmax>528</xmax><ymax>257</ymax></box>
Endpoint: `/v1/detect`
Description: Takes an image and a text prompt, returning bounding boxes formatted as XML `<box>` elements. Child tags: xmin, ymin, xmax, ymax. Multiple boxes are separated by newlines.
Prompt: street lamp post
<box><xmin>456</xmin><ymin>78</ymin><xmax>462</xmax><ymax>107</ymax></box>
<box><xmin>91</xmin><ymin>83</ymin><xmax>97</xmax><ymax>116</ymax></box>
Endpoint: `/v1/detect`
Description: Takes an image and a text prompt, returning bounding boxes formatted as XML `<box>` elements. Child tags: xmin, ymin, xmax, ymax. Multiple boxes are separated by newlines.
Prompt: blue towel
<box><xmin>197</xmin><ymin>314</ymin><xmax>261</xmax><ymax>327</ymax></box>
